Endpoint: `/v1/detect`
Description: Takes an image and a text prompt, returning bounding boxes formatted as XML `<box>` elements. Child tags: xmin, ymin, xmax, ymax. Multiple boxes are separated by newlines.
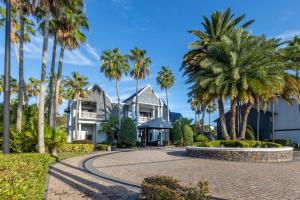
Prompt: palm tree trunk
<box><xmin>218</xmin><ymin>98</ymin><xmax>230</xmax><ymax>140</ymax></box>
<box><xmin>272</xmin><ymin>101</ymin><xmax>275</xmax><ymax>142</ymax></box>
<box><xmin>257</xmin><ymin>99</ymin><xmax>260</xmax><ymax>140</ymax></box>
<box><xmin>48</xmin><ymin>34</ymin><xmax>57</xmax><ymax>128</ymax></box>
<box><xmin>166</xmin><ymin>89</ymin><xmax>169</xmax><ymax>122</ymax></box>
<box><xmin>52</xmin><ymin>42</ymin><xmax>65</xmax><ymax>129</ymax></box>
<box><xmin>3</xmin><ymin>0</ymin><xmax>11</xmax><ymax>154</ymax></box>
<box><xmin>240</xmin><ymin>103</ymin><xmax>252</xmax><ymax>139</ymax></box>
<box><xmin>209</xmin><ymin>113</ymin><xmax>211</xmax><ymax>135</ymax></box>
<box><xmin>75</xmin><ymin>94</ymin><xmax>80</xmax><ymax>140</ymax></box>
<box><xmin>135</xmin><ymin>79</ymin><xmax>139</xmax><ymax>126</ymax></box>
<box><xmin>230</xmin><ymin>99</ymin><xmax>237</xmax><ymax>140</ymax></box>
<box><xmin>38</xmin><ymin>8</ymin><xmax>50</xmax><ymax>154</ymax></box>
<box><xmin>116</xmin><ymin>79</ymin><xmax>121</xmax><ymax>143</ymax></box>
<box><xmin>16</xmin><ymin>9</ymin><xmax>25</xmax><ymax>132</ymax></box>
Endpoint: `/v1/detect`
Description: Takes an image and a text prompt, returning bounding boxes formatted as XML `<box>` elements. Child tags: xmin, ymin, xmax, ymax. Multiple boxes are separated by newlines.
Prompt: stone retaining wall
<box><xmin>186</xmin><ymin>146</ymin><xmax>293</xmax><ymax>162</ymax></box>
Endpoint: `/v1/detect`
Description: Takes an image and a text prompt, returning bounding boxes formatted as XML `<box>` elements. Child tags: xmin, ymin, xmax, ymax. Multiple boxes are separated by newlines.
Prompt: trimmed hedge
<box><xmin>141</xmin><ymin>176</ymin><xmax>209</xmax><ymax>200</ymax></box>
<box><xmin>194</xmin><ymin>134</ymin><xmax>208</xmax><ymax>142</ymax></box>
<box><xmin>265</xmin><ymin>139</ymin><xmax>291</xmax><ymax>146</ymax></box>
<box><xmin>72</xmin><ymin>139</ymin><xmax>93</xmax><ymax>144</ymax></box>
<box><xmin>98</xmin><ymin>144</ymin><xmax>109</xmax><ymax>151</ymax></box>
<box><xmin>0</xmin><ymin>153</ymin><xmax>55</xmax><ymax>199</ymax></box>
<box><xmin>57</xmin><ymin>144</ymin><xmax>94</xmax><ymax>153</ymax></box>
<box><xmin>183</xmin><ymin>125</ymin><xmax>193</xmax><ymax>146</ymax></box>
<box><xmin>119</xmin><ymin>117</ymin><xmax>136</xmax><ymax>147</ymax></box>
<box><xmin>194</xmin><ymin>140</ymin><xmax>282</xmax><ymax>148</ymax></box>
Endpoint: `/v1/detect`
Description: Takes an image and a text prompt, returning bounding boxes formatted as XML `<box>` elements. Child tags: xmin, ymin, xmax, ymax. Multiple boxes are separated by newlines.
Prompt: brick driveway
<box><xmin>88</xmin><ymin>148</ymin><xmax>300</xmax><ymax>200</ymax></box>
<box><xmin>45</xmin><ymin>152</ymin><xmax>138</xmax><ymax>200</ymax></box>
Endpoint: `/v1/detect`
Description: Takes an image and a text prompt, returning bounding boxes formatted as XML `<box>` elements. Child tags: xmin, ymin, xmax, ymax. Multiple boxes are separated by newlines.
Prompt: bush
<box><xmin>72</xmin><ymin>139</ymin><xmax>92</xmax><ymax>144</ymax></box>
<box><xmin>119</xmin><ymin>117</ymin><xmax>136</xmax><ymax>147</ymax></box>
<box><xmin>194</xmin><ymin>134</ymin><xmax>208</xmax><ymax>142</ymax></box>
<box><xmin>265</xmin><ymin>139</ymin><xmax>291</xmax><ymax>146</ymax></box>
<box><xmin>245</xmin><ymin>125</ymin><xmax>255</xmax><ymax>140</ymax></box>
<box><xmin>98</xmin><ymin>144</ymin><xmax>109</xmax><ymax>151</ymax></box>
<box><xmin>141</xmin><ymin>176</ymin><xmax>209</xmax><ymax>200</ymax></box>
<box><xmin>183</xmin><ymin>125</ymin><xmax>193</xmax><ymax>146</ymax></box>
<box><xmin>194</xmin><ymin>140</ymin><xmax>282</xmax><ymax>148</ymax></box>
<box><xmin>57</xmin><ymin>144</ymin><xmax>94</xmax><ymax>153</ymax></box>
<box><xmin>0</xmin><ymin>153</ymin><xmax>55</xmax><ymax>199</ymax></box>
<box><xmin>170</xmin><ymin>122</ymin><xmax>183</xmax><ymax>145</ymax></box>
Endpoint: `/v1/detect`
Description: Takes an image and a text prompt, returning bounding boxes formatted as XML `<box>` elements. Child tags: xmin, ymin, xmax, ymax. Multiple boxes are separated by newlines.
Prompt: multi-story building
<box><xmin>65</xmin><ymin>84</ymin><xmax>179</xmax><ymax>146</ymax></box>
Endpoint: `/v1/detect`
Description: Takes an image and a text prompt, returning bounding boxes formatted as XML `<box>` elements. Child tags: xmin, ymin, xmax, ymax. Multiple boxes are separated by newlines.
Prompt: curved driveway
<box><xmin>85</xmin><ymin>148</ymin><xmax>300</xmax><ymax>200</ymax></box>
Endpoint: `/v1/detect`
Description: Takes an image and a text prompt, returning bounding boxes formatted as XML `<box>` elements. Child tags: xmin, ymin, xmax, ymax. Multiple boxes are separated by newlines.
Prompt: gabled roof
<box><xmin>122</xmin><ymin>85</ymin><xmax>148</xmax><ymax>104</ymax></box>
<box><xmin>87</xmin><ymin>84</ymin><xmax>112</xmax><ymax>102</ymax></box>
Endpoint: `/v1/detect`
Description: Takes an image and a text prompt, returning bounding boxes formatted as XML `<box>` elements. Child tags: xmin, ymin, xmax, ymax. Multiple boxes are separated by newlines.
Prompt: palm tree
<box><xmin>25</xmin><ymin>77</ymin><xmax>40</xmax><ymax>106</ymax></box>
<box><xmin>156</xmin><ymin>66</ymin><xmax>175</xmax><ymax>122</ymax></box>
<box><xmin>100</xmin><ymin>48</ymin><xmax>130</xmax><ymax>140</ymax></box>
<box><xmin>206</xmin><ymin>101</ymin><xmax>217</xmax><ymax>135</ymax></box>
<box><xmin>35</xmin><ymin>0</ymin><xmax>67</xmax><ymax>153</ymax></box>
<box><xmin>182</xmin><ymin>8</ymin><xmax>254</xmax><ymax>140</ymax></box>
<box><xmin>64</xmin><ymin>72</ymin><xmax>89</xmax><ymax>140</ymax></box>
<box><xmin>52</xmin><ymin>1</ymin><xmax>88</xmax><ymax>129</ymax></box>
<box><xmin>128</xmin><ymin>47</ymin><xmax>151</xmax><ymax>126</ymax></box>
<box><xmin>2</xmin><ymin>0</ymin><xmax>11</xmax><ymax>154</ymax></box>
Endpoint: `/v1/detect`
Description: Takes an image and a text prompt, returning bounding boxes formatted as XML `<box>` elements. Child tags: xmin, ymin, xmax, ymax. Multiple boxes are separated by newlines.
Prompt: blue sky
<box><xmin>1</xmin><ymin>0</ymin><xmax>300</xmax><ymax>124</ymax></box>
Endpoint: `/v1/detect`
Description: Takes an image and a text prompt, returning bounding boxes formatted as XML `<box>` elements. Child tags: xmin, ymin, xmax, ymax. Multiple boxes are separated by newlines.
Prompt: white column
<box><xmin>132</xmin><ymin>103</ymin><xmax>135</xmax><ymax>119</ymax></box>
<box><xmin>79</xmin><ymin>100</ymin><xmax>82</xmax><ymax>118</ymax></box>
<box><xmin>161</xmin><ymin>105</ymin><xmax>163</xmax><ymax>118</ymax></box>
<box><xmin>152</xmin><ymin>106</ymin><xmax>155</xmax><ymax>119</ymax></box>
<box><xmin>78</xmin><ymin>123</ymin><xmax>82</xmax><ymax>140</ymax></box>
<box><xmin>137</xmin><ymin>103</ymin><xmax>139</xmax><ymax>123</ymax></box>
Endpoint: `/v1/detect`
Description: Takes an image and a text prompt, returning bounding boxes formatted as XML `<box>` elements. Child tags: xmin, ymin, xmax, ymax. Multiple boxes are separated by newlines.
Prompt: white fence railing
<box><xmin>81</xmin><ymin>111</ymin><xmax>97</xmax><ymax>119</ymax></box>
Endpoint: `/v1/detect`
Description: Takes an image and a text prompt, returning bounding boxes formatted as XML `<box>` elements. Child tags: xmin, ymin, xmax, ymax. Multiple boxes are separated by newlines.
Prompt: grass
<box><xmin>56</xmin><ymin>152</ymin><xmax>88</xmax><ymax>160</ymax></box>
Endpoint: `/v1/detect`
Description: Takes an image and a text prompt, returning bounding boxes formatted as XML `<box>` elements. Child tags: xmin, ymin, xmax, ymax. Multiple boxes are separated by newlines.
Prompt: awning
<box><xmin>138</xmin><ymin>117</ymin><xmax>173</xmax><ymax>129</ymax></box>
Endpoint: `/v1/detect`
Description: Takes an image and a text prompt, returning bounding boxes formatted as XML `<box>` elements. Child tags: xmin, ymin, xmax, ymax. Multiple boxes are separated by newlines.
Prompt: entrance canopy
<box><xmin>138</xmin><ymin>117</ymin><xmax>172</xmax><ymax>129</ymax></box>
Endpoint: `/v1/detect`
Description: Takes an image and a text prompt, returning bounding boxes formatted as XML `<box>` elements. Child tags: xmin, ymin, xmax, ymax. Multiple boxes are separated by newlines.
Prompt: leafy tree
<box><xmin>100</xmin><ymin>48</ymin><xmax>130</xmax><ymax>142</ymax></box>
<box><xmin>119</xmin><ymin>117</ymin><xmax>136</xmax><ymax>147</ymax></box>
<box><xmin>156</xmin><ymin>66</ymin><xmax>175</xmax><ymax>122</ymax></box>
<box><xmin>170</xmin><ymin>121</ymin><xmax>183</xmax><ymax>145</ymax></box>
<box><xmin>128</xmin><ymin>47</ymin><xmax>151</xmax><ymax>126</ymax></box>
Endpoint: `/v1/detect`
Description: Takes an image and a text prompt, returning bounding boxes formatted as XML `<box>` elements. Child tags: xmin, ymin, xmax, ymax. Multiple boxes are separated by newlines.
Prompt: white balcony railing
<box><xmin>81</xmin><ymin>111</ymin><xmax>97</xmax><ymax>119</ymax></box>
<box><xmin>139</xmin><ymin>116</ymin><xmax>152</xmax><ymax>123</ymax></box>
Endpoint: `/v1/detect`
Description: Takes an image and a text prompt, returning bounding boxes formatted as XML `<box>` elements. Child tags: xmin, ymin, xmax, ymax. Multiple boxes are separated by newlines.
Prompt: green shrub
<box><xmin>57</xmin><ymin>144</ymin><xmax>94</xmax><ymax>153</ymax></box>
<box><xmin>194</xmin><ymin>140</ymin><xmax>282</xmax><ymax>148</ymax></box>
<box><xmin>72</xmin><ymin>139</ymin><xmax>92</xmax><ymax>144</ymax></box>
<box><xmin>0</xmin><ymin>153</ymin><xmax>55</xmax><ymax>199</ymax></box>
<box><xmin>98</xmin><ymin>144</ymin><xmax>109</xmax><ymax>151</ymax></box>
<box><xmin>141</xmin><ymin>176</ymin><xmax>209</xmax><ymax>200</ymax></box>
<box><xmin>119</xmin><ymin>117</ymin><xmax>136</xmax><ymax>147</ymax></box>
<box><xmin>183</xmin><ymin>125</ymin><xmax>193</xmax><ymax>146</ymax></box>
<box><xmin>245</xmin><ymin>125</ymin><xmax>255</xmax><ymax>140</ymax></box>
<box><xmin>170</xmin><ymin>122</ymin><xmax>183</xmax><ymax>145</ymax></box>
<box><xmin>194</xmin><ymin>134</ymin><xmax>208</xmax><ymax>142</ymax></box>
<box><xmin>265</xmin><ymin>139</ymin><xmax>291</xmax><ymax>146</ymax></box>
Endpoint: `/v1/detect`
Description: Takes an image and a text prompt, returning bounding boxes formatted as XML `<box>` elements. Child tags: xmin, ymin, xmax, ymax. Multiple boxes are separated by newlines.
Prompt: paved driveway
<box><xmin>86</xmin><ymin>148</ymin><xmax>300</xmax><ymax>200</ymax></box>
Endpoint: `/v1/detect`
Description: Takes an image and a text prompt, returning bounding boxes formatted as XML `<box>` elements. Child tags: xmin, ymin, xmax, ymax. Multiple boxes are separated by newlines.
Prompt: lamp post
<box><xmin>3</xmin><ymin>0</ymin><xmax>11</xmax><ymax>154</ymax></box>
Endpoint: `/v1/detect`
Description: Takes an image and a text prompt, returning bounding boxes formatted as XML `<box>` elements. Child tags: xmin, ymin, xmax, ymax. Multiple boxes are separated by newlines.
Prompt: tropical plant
<box><xmin>100</xmin><ymin>48</ymin><xmax>130</xmax><ymax>142</ymax></box>
<box><xmin>100</xmin><ymin>117</ymin><xmax>118</xmax><ymax>144</ymax></box>
<box><xmin>156</xmin><ymin>66</ymin><xmax>175</xmax><ymax>122</ymax></box>
<box><xmin>64</xmin><ymin>72</ymin><xmax>89</xmax><ymax>141</ymax></box>
<box><xmin>182</xmin><ymin>8</ymin><xmax>254</xmax><ymax>140</ymax></box>
<box><xmin>25</xmin><ymin>77</ymin><xmax>40</xmax><ymax>106</ymax></box>
<box><xmin>128</xmin><ymin>47</ymin><xmax>151</xmax><ymax>126</ymax></box>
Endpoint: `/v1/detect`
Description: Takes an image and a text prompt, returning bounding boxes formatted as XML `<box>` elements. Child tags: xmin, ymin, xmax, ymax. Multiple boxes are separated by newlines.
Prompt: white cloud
<box><xmin>84</xmin><ymin>43</ymin><xmax>99</xmax><ymax>61</ymax></box>
<box><xmin>22</xmin><ymin>35</ymin><xmax>96</xmax><ymax>66</ymax></box>
<box><xmin>121</xmin><ymin>76</ymin><xmax>134</xmax><ymax>82</ymax></box>
<box><xmin>275</xmin><ymin>29</ymin><xmax>300</xmax><ymax>40</ymax></box>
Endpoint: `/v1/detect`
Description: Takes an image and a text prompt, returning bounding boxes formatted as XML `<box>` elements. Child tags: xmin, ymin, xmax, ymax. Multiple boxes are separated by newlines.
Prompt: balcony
<box><xmin>81</xmin><ymin>111</ymin><xmax>97</xmax><ymax>119</ymax></box>
<box><xmin>139</xmin><ymin>116</ymin><xmax>152</xmax><ymax>123</ymax></box>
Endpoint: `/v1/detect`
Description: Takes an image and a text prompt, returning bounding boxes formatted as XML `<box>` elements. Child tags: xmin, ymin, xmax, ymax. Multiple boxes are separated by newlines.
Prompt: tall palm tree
<box><xmin>25</xmin><ymin>77</ymin><xmax>40</xmax><ymax>106</ymax></box>
<box><xmin>182</xmin><ymin>8</ymin><xmax>254</xmax><ymax>140</ymax></box>
<box><xmin>64</xmin><ymin>72</ymin><xmax>89</xmax><ymax>140</ymax></box>
<box><xmin>206</xmin><ymin>101</ymin><xmax>217</xmax><ymax>135</ymax></box>
<box><xmin>128</xmin><ymin>47</ymin><xmax>151</xmax><ymax>126</ymax></box>
<box><xmin>52</xmin><ymin>1</ymin><xmax>88</xmax><ymax>129</ymax></box>
<box><xmin>100</xmin><ymin>48</ymin><xmax>130</xmax><ymax>139</ymax></box>
<box><xmin>156</xmin><ymin>66</ymin><xmax>175</xmax><ymax>122</ymax></box>
<box><xmin>2</xmin><ymin>0</ymin><xmax>11</xmax><ymax>154</ymax></box>
<box><xmin>35</xmin><ymin>0</ymin><xmax>66</xmax><ymax>153</ymax></box>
